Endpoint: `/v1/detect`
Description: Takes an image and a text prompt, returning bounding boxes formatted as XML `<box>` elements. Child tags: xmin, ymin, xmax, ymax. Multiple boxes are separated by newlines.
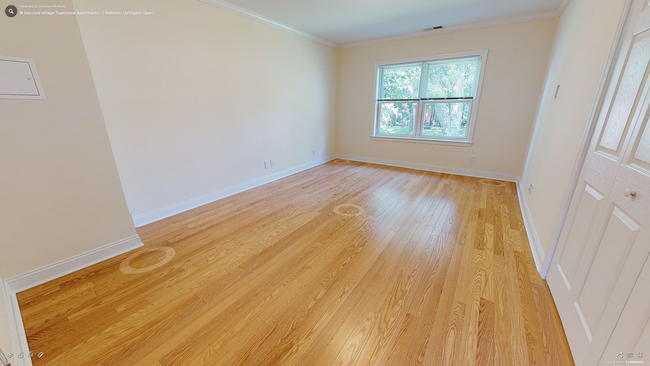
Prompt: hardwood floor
<box><xmin>17</xmin><ymin>160</ymin><xmax>575</xmax><ymax>365</ymax></box>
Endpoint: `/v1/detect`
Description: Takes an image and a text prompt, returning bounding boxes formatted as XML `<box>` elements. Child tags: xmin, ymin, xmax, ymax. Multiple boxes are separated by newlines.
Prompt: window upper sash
<box><xmin>377</xmin><ymin>56</ymin><xmax>481</xmax><ymax>101</ymax></box>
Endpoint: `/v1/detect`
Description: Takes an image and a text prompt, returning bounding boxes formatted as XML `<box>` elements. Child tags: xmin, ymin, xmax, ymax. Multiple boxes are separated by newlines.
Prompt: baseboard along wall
<box><xmin>132</xmin><ymin>156</ymin><xmax>337</xmax><ymax>227</ymax></box>
<box><xmin>3</xmin><ymin>234</ymin><xmax>143</xmax><ymax>365</ymax></box>
<box><xmin>516</xmin><ymin>181</ymin><xmax>546</xmax><ymax>273</ymax></box>
<box><xmin>336</xmin><ymin>154</ymin><xmax>520</xmax><ymax>182</ymax></box>
<box><xmin>5</xmin><ymin>235</ymin><xmax>143</xmax><ymax>294</ymax></box>
<box><xmin>4</xmin><ymin>281</ymin><xmax>32</xmax><ymax>366</ymax></box>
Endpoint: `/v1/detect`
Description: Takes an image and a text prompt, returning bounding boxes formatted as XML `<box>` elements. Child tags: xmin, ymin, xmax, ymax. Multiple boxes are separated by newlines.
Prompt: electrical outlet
<box><xmin>469</xmin><ymin>156</ymin><xmax>476</xmax><ymax>164</ymax></box>
<box><xmin>528</xmin><ymin>183</ymin><xmax>534</xmax><ymax>194</ymax></box>
<box><xmin>270</xmin><ymin>159</ymin><xmax>275</xmax><ymax>168</ymax></box>
<box><xmin>264</xmin><ymin>161</ymin><xmax>269</xmax><ymax>169</ymax></box>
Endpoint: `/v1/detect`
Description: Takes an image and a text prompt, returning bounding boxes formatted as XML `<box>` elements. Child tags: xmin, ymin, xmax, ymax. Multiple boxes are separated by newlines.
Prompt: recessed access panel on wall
<box><xmin>0</xmin><ymin>55</ymin><xmax>45</xmax><ymax>99</ymax></box>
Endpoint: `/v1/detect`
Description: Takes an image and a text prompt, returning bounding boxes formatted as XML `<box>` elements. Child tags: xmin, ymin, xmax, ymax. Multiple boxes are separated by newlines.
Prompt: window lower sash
<box><xmin>375</xmin><ymin>99</ymin><xmax>473</xmax><ymax>140</ymax></box>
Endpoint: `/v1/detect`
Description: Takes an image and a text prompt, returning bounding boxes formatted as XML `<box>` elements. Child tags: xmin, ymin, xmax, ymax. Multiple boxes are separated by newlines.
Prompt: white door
<box><xmin>547</xmin><ymin>0</ymin><xmax>650</xmax><ymax>364</ymax></box>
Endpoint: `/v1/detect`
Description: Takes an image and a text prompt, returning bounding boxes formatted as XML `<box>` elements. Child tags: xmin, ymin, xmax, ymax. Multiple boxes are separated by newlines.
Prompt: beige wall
<box><xmin>521</xmin><ymin>0</ymin><xmax>628</xmax><ymax>257</ymax></box>
<box><xmin>72</xmin><ymin>0</ymin><xmax>338</xmax><ymax>220</ymax></box>
<box><xmin>0</xmin><ymin>0</ymin><xmax>137</xmax><ymax>279</ymax></box>
<box><xmin>336</xmin><ymin>18</ymin><xmax>558</xmax><ymax>177</ymax></box>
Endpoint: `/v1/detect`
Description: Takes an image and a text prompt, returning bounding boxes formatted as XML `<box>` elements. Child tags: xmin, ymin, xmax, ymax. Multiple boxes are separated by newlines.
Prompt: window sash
<box><xmin>425</xmin><ymin>56</ymin><xmax>481</xmax><ymax>99</ymax></box>
<box><xmin>377</xmin><ymin>62</ymin><xmax>423</xmax><ymax>100</ymax></box>
<box><xmin>419</xmin><ymin>100</ymin><xmax>473</xmax><ymax>140</ymax></box>
<box><xmin>375</xmin><ymin>100</ymin><xmax>473</xmax><ymax>139</ymax></box>
<box><xmin>375</xmin><ymin>101</ymin><xmax>419</xmax><ymax>137</ymax></box>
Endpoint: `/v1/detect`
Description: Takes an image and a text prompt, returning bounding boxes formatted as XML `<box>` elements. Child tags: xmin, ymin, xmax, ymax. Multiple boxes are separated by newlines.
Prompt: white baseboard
<box><xmin>5</xmin><ymin>235</ymin><xmax>143</xmax><ymax>293</ymax></box>
<box><xmin>3</xmin><ymin>281</ymin><xmax>32</xmax><ymax>366</ymax></box>
<box><xmin>132</xmin><ymin>156</ymin><xmax>336</xmax><ymax>227</ymax></box>
<box><xmin>336</xmin><ymin>154</ymin><xmax>520</xmax><ymax>182</ymax></box>
<box><xmin>516</xmin><ymin>182</ymin><xmax>546</xmax><ymax>274</ymax></box>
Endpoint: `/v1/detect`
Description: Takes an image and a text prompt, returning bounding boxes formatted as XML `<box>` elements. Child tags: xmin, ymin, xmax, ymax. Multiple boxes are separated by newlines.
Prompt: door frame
<box><xmin>540</xmin><ymin>0</ymin><xmax>636</xmax><ymax>278</ymax></box>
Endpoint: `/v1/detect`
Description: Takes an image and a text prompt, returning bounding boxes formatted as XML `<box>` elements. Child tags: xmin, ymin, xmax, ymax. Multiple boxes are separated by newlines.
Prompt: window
<box><xmin>373</xmin><ymin>51</ymin><xmax>487</xmax><ymax>144</ymax></box>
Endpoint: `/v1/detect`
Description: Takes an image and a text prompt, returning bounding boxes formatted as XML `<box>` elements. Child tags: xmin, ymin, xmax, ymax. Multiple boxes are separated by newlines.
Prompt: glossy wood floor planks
<box><xmin>17</xmin><ymin>160</ymin><xmax>575</xmax><ymax>365</ymax></box>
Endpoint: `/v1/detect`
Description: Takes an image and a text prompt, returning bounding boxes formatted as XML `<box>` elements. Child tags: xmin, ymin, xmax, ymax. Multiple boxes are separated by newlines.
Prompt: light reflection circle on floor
<box><xmin>333</xmin><ymin>203</ymin><xmax>365</xmax><ymax>217</ymax></box>
<box><xmin>478</xmin><ymin>179</ymin><xmax>506</xmax><ymax>187</ymax></box>
<box><xmin>119</xmin><ymin>246</ymin><xmax>176</xmax><ymax>274</ymax></box>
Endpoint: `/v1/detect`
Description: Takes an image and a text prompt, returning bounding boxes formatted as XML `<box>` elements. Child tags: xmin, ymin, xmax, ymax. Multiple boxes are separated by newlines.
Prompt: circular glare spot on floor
<box><xmin>333</xmin><ymin>203</ymin><xmax>365</xmax><ymax>217</ymax></box>
<box><xmin>478</xmin><ymin>179</ymin><xmax>506</xmax><ymax>187</ymax></box>
<box><xmin>119</xmin><ymin>246</ymin><xmax>176</xmax><ymax>274</ymax></box>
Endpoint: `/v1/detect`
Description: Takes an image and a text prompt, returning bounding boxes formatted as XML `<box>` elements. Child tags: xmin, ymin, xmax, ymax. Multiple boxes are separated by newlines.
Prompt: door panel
<box><xmin>559</xmin><ymin>185</ymin><xmax>604</xmax><ymax>288</ymax></box>
<box><xmin>637</xmin><ymin>2</ymin><xmax>650</xmax><ymax>31</ymax></box>
<box><xmin>596</xmin><ymin>250</ymin><xmax>650</xmax><ymax>365</ymax></box>
<box><xmin>634</xmin><ymin>118</ymin><xmax>650</xmax><ymax>165</ymax></box>
<box><xmin>576</xmin><ymin>206</ymin><xmax>640</xmax><ymax>335</ymax></box>
<box><xmin>599</xmin><ymin>31</ymin><xmax>650</xmax><ymax>153</ymax></box>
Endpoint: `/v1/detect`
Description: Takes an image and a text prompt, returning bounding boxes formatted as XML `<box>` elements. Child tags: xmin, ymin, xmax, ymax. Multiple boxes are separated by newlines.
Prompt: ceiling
<box><xmin>208</xmin><ymin>0</ymin><xmax>566</xmax><ymax>47</ymax></box>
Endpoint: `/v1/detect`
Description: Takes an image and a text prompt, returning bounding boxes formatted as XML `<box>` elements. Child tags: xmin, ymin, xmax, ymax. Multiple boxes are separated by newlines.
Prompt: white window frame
<box><xmin>371</xmin><ymin>50</ymin><xmax>488</xmax><ymax>146</ymax></box>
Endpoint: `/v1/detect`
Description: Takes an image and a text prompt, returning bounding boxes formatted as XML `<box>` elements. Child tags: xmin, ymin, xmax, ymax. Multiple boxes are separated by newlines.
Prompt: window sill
<box><xmin>369</xmin><ymin>135</ymin><xmax>473</xmax><ymax>146</ymax></box>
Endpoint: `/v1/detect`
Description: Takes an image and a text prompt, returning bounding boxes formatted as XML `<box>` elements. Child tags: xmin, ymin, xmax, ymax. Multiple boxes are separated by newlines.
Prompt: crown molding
<box><xmin>198</xmin><ymin>0</ymin><xmax>338</xmax><ymax>49</ymax></box>
<box><xmin>339</xmin><ymin>9</ymin><xmax>561</xmax><ymax>49</ymax></box>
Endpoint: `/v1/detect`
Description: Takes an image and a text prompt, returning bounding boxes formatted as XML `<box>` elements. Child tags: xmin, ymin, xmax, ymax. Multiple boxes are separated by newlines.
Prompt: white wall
<box><xmin>521</xmin><ymin>0</ymin><xmax>628</xmax><ymax>258</ymax></box>
<box><xmin>72</xmin><ymin>0</ymin><xmax>338</xmax><ymax>222</ymax></box>
<box><xmin>0</xmin><ymin>0</ymin><xmax>138</xmax><ymax>279</ymax></box>
<box><xmin>336</xmin><ymin>18</ymin><xmax>558</xmax><ymax>177</ymax></box>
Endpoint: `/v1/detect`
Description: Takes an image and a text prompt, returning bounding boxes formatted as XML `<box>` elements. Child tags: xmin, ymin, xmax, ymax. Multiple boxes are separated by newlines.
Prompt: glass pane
<box><xmin>379</xmin><ymin>64</ymin><xmax>422</xmax><ymax>100</ymax></box>
<box><xmin>378</xmin><ymin>102</ymin><xmax>417</xmax><ymax>135</ymax></box>
<box><xmin>422</xmin><ymin>102</ymin><xmax>470</xmax><ymax>138</ymax></box>
<box><xmin>427</xmin><ymin>57</ymin><xmax>480</xmax><ymax>98</ymax></box>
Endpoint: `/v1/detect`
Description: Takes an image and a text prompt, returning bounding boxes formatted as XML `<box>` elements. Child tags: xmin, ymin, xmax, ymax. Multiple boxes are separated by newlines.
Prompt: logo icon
<box><xmin>5</xmin><ymin>5</ymin><xmax>17</xmax><ymax>17</ymax></box>
<box><xmin>639</xmin><ymin>352</ymin><xmax>644</xmax><ymax>358</ymax></box>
